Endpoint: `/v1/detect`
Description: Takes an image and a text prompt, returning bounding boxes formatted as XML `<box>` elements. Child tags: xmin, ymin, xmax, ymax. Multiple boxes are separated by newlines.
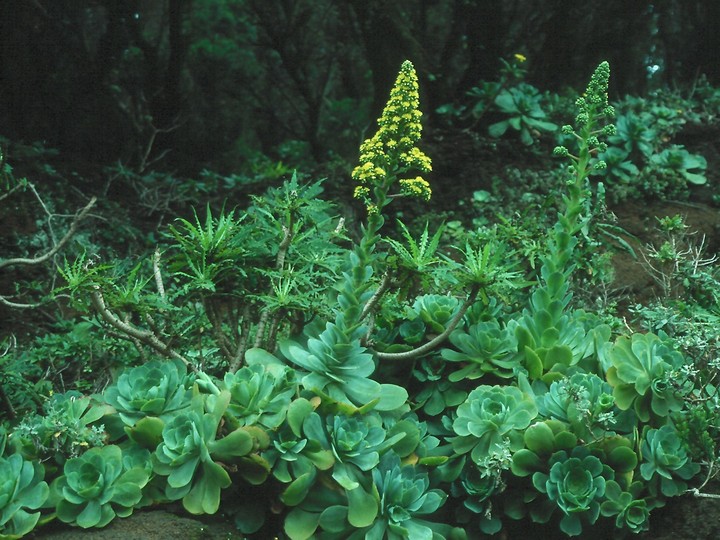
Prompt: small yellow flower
<box><xmin>514</xmin><ymin>53</ymin><xmax>527</xmax><ymax>63</ymax></box>
<box><xmin>399</xmin><ymin>176</ymin><xmax>432</xmax><ymax>201</ymax></box>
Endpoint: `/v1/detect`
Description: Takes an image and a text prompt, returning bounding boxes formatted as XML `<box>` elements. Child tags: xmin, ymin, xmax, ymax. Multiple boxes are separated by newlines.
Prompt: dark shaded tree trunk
<box><xmin>347</xmin><ymin>0</ymin><xmax>430</xmax><ymax>121</ymax></box>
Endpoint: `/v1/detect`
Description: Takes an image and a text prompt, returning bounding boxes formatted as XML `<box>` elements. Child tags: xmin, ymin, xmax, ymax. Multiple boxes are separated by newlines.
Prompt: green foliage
<box><xmin>649</xmin><ymin>144</ymin><xmax>707</xmax><ymax>185</ymax></box>
<box><xmin>442</xmin><ymin>320</ymin><xmax>519</xmax><ymax>380</ymax></box>
<box><xmin>384</xmin><ymin>220</ymin><xmax>445</xmax><ymax>293</ymax></box>
<box><xmin>50</xmin><ymin>445</ymin><xmax>149</xmax><ymax>528</ymax></box>
<box><xmin>217</xmin><ymin>349</ymin><xmax>296</xmax><ymax>430</ymax></box>
<box><xmin>55</xmin><ymin>175</ymin><xmax>346</xmax><ymax>373</ymax></box>
<box><xmin>596</xmin><ymin>96</ymin><xmax>710</xmax><ymax>202</ymax></box>
<box><xmin>488</xmin><ymin>83</ymin><xmax>559</xmax><ymax>145</ymax></box>
<box><xmin>538</xmin><ymin>372</ymin><xmax>628</xmax><ymax>442</ymax></box>
<box><xmin>4</xmin><ymin>57</ymin><xmax>717</xmax><ymax>539</ymax></box>
<box><xmin>599</xmin><ymin>480</ymin><xmax>651</xmax><ymax>534</ymax></box>
<box><xmin>9</xmin><ymin>392</ymin><xmax>111</xmax><ymax>467</ymax></box>
<box><xmin>366</xmin><ymin>452</ymin><xmax>453</xmax><ymax>539</ymax></box>
<box><xmin>104</xmin><ymin>359</ymin><xmax>192</xmax><ymax>428</ymax></box>
<box><xmin>279</xmin><ymin>325</ymin><xmax>407</xmax><ymax>412</ymax></box>
<box><xmin>0</xmin><ymin>453</ymin><xmax>49</xmax><ymax>538</ymax></box>
<box><xmin>168</xmin><ymin>206</ymin><xmax>249</xmax><ymax>294</ymax></box>
<box><xmin>411</xmin><ymin>295</ymin><xmax>460</xmax><ymax>334</ymax></box>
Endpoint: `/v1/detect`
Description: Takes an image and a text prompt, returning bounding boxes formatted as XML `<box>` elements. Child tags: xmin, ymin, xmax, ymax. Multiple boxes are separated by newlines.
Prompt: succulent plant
<box><xmin>452</xmin><ymin>384</ymin><xmax>538</xmax><ymax>464</ymax></box>
<box><xmin>367</xmin><ymin>452</ymin><xmax>457</xmax><ymax>539</ymax></box>
<box><xmin>262</xmin><ymin>398</ymin><xmax>335</xmax><ymax>506</ymax></box>
<box><xmin>103</xmin><ymin>358</ymin><xmax>192</xmax><ymax>426</ymax></box>
<box><xmin>412</xmin><ymin>357</ymin><xmax>467</xmax><ymax>417</ymax></box>
<box><xmin>219</xmin><ymin>348</ymin><xmax>297</xmax><ymax>430</ymax></box>
<box><xmin>649</xmin><ymin>144</ymin><xmax>707</xmax><ymax>186</ymax></box>
<box><xmin>279</xmin><ymin>323</ymin><xmax>407</xmax><ymax>412</ymax></box>
<box><xmin>51</xmin><ymin>444</ymin><xmax>149</xmax><ymax>528</ymax></box>
<box><xmin>488</xmin><ymin>83</ymin><xmax>558</xmax><ymax>146</ymax></box>
<box><xmin>411</xmin><ymin>294</ymin><xmax>460</xmax><ymax>334</ymax></box>
<box><xmin>606</xmin><ymin>333</ymin><xmax>686</xmax><ymax>422</ymax></box>
<box><xmin>152</xmin><ymin>392</ymin><xmax>270</xmax><ymax>515</ymax></box>
<box><xmin>640</xmin><ymin>424</ymin><xmax>700</xmax><ymax>497</ymax></box>
<box><xmin>509</xmin><ymin>283</ymin><xmax>597</xmax><ymax>382</ymax></box>
<box><xmin>539</xmin><ymin>372</ymin><xmax>631</xmax><ymax>441</ymax></box>
<box><xmin>599</xmin><ymin>480</ymin><xmax>651</xmax><ymax>534</ymax></box>
<box><xmin>398</xmin><ymin>317</ymin><xmax>427</xmax><ymax>345</ymax></box>
<box><xmin>511</xmin><ymin>419</ymin><xmax>579</xmax><ymax>476</ymax></box>
<box><xmin>531</xmin><ymin>447</ymin><xmax>614</xmax><ymax>536</ymax></box>
<box><xmin>0</xmin><ymin>453</ymin><xmax>49</xmax><ymax>538</ymax></box>
<box><xmin>323</xmin><ymin>413</ymin><xmax>399</xmax><ymax>483</ymax></box>
<box><xmin>441</xmin><ymin>320</ymin><xmax>519</xmax><ymax>380</ymax></box>
<box><xmin>452</xmin><ymin>461</ymin><xmax>504</xmax><ymax>535</ymax></box>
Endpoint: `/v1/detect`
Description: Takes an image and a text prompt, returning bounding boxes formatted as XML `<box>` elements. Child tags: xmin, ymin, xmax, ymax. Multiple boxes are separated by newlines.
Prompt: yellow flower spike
<box><xmin>353</xmin><ymin>60</ymin><xmax>432</xmax><ymax>213</ymax></box>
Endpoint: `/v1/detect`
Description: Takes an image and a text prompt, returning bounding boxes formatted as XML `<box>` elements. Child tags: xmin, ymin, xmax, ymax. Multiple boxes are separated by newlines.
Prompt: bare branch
<box><xmin>0</xmin><ymin>182</ymin><xmax>24</xmax><ymax>203</ymax></box>
<box><xmin>153</xmin><ymin>248</ymin><xmax>166</xmax><ymax>298</ymax></box>
<box><xmin>0</xmin><ymin>295</ymin><xmax>45</xmax><ymax>309</ymax></box>
<box><xmin>255</xmin><ymin>224</ymin><xmax>294</xmax><ymax>349</ymax></box>
<box><xmin>90</xmin><ymin>288</ymin><xmax>191</xmax><ymax>368</ymax></box>
<box><xmin>0</xmin><ymin>196</ymin><xmax>97</xmax><ymax>270</ymax></box>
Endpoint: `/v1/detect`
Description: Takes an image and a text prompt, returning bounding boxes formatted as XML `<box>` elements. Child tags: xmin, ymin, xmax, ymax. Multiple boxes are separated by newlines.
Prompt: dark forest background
<box><xmin>2</xmin><ymin>0</ymin><xmax>719</xmax><ymax>176</ymax></box>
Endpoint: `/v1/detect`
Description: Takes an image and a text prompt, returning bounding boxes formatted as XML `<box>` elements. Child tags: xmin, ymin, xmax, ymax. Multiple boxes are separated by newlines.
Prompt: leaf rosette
<box><xmin>452</xmin><ymin>385</ymin><xmax>538</xmax><ymax>463</ymax></box>
<box><xmin>640</xmin><ymin>424</ymin><xmax>700</xmax><ymax>497</ymax></box>
<box><xmin>152</xmin><ymin>392</ymin><xmax>269</xmax><ymax>514</ymax></box>
<box><xmin>104</xmin><ymin>359</ymin><xmax>192</xmax><ymax>426</ymax></box>
<box><xmin>606</xmin><ymin>333</ymin><xmax>685</xmax><ymax>421</ymax></box>
<box><xmin>442</xmin><ymin>320</ymin><xmax>519</xmax><ymax>381</ymax></box>
<box><xmin>599</xmin><ymin>480</ymin><xmax>651</xmax><ymax>534</ymax></box>
<box><xmin>51</xmin><ymin>445</ymin><xmax>149</xmax><ymax>528</ymax></box>
<box><xmin>222</xmin><ymin>349</ymin><xmax>297</xmax><ymax>430</ymax></box>
<box><xmin>531</xmin><ymin>447</ymin><xmax>613</xmax><ymax>536</ymax></box>
<box><xmin>0</xmin><ymin>454</ymin><xmax>49</xmax><ymax>538</ymax></box>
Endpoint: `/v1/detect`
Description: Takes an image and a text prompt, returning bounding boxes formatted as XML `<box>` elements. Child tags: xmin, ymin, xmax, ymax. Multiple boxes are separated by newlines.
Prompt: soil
<box><xmin>28</xmin><ymin>509</ymin><xmax>242</xmax><ymax>540</ymax></box>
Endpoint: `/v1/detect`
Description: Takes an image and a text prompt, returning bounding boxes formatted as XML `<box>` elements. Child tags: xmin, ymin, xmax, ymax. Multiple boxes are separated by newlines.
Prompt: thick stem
<box><xmin>360</xmin><ymin>271</ymin><xmax>391</xmax><ymax>321</ymax></box>
<box><xmin>375</xmin><ymin>285</ymin><xmax>479</xmax><ymax>361</ymax></box>
<box><xmin>152</xmin><ymin>249</ymin><xmax>166</xmax><ymax>298</ymax></box>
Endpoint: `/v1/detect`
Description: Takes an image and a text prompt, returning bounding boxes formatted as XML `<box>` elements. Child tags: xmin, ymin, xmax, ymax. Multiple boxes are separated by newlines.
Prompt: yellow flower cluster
<box><xmin>352</xmin><ymin>60</ymin><xmax>432</xmax><ymax>210</ymax></box>
<box><xmin>399</xmin><ymin>177</ymin><xmax>432</xmax><ymax>201</ymax></box>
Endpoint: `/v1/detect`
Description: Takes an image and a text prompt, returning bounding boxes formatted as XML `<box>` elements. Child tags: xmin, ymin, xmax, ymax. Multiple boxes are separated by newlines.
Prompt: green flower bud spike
<box><xmin>556</xmin><ymin>61</ymin><xmax>614</xmax><ymax>235</ymax></box>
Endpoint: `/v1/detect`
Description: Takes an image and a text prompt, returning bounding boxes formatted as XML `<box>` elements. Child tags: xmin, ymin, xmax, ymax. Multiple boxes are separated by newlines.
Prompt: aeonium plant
<box><xmin>152</xmin><ymin>391</ymin><xmax>270</xmax><ymax>515</ymax></box>
<box><xmin>50</xmin><ymin>445</ymin><xmax>149</xmax><ymax>528</ymax></box>
<box><xmin>451</xmin><ymin>383</ymin><xmax>538</xmax><ymax>464</ymax></box>
<box><xmin>530</xmin><ymin>446</ymin><xmax>614</xmax><ymax>537</ymax></box>
<box><xmin>0</xmin><ymin>453</ymin><xmax>49</xmax><ymax>538</ymax></box>
<box><xmin>102</xmin><ymin>358</ymin><xmax>193</xmax><ymax>449</ymax></box>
